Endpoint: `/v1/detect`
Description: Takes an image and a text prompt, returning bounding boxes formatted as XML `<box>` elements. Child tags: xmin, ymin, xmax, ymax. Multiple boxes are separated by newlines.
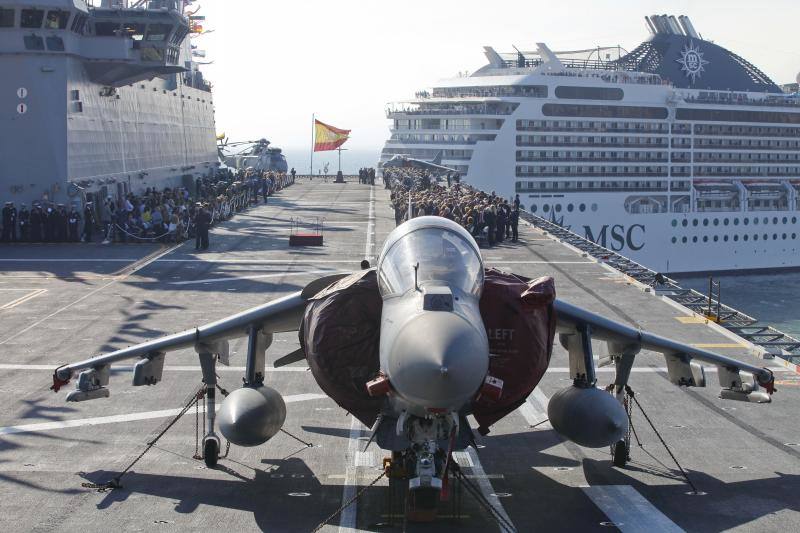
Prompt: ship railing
<box><xmin>518</xmin><ymin>209</ymin><xmax>800</xmax><ymax>364</ymax></box>
<box><xmin>683</xmin><ymin>94</ymin><xmax>800</xmax><ymax>109</ymax></box>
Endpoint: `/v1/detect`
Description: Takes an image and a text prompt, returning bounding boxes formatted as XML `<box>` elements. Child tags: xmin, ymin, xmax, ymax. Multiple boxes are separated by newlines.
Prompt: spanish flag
<box><xmin>314</xmin><ymin>119</ymin><xmax>350</xmax><ymax>152</ymax></box>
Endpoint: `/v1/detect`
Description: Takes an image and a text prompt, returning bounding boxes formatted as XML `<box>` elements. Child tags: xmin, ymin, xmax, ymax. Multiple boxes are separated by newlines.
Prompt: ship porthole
<box><xmin>713</xmin><ymin>219</ymin><xmax>719</xmax><ymax>226</ymax></box>
<box><xmin>724</xmin><ymin>236</ymin><xmax>729</xmax><ymax>242</ymax></box>
<box><xmin>713</xmin><ymin>236</ymin><xmax>719</xmax><ymax>242</ymax></box>
<box><xmin>591</xmin><ymin>203</ymin><xmax>598</xmax><ymax>212</ymax></box>
<box><xmin>671</xmin><ymin>219</ymin><xmax>677</xmax><ymax>227</ymax></box>
<box><xmin>702</xmin><ymin>236</ymin><xmax>708</xmax><ymax>243</ymax></box>
<box><xmin>671</xmin><ymin>237</ymin><xmax>677</xmax><ymax>244</ymax></box>
<box><xmin>579</xmin><ymin>203</ymin><xmax>586</xmax><ymax>212</ymax></box>
<box><xmin>682</xmin><ymin>219</ymin><xmax>688</xmax><ymax>227</ymax></box>
<box><xmin>682</xmin><ymin>236</ymin><xmax>688</xmax><ymax>243</ymax></box>
<box><xmin>567</xmin><ymin>204</ymin><xmax>574</xmax><ymax>212</ymax></box>
<box><xmin>692</xmin><ymin>236</ymin><xmax>698</xmax><ymax>243</ymax></box>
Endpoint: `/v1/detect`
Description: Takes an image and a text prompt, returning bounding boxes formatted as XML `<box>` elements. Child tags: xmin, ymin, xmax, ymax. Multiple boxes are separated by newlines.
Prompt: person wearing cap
<box><xmin>82</xmin><ymin>201</ymin><xmax>96</xmax><ymax>243</ymax></box>
<box><xmin>2</xmin><ymin>201</ymin><xmax>17</xmax><ymax>242</ymax></box>
<box><xmin>30</xmin><ymin>203</ymin><xmax>42</xmax><ymax>242</ymax></box>
<box><xmin>194</xmin><ymin>202</ymin><xmax>211</xmax><ymax>251</ymax></box>
<box><xmin>68</xmin><ymin>204</ymin><xmax>81</xmax><ymax>242</ymax></box>
<box><xmin>54</xmin><ymin>204</ymin><xmax>68</xmax><ymax>242</ymax></box>
<box><xmin>18</xmin><ymin>203</ymin><xmax>29</xmax><ymax>242</ymax></box>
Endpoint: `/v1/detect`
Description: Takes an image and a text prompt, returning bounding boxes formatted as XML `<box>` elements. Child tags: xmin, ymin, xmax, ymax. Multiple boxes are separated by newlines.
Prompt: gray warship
<box><xmin>0</xmin><ymin>0</ymin><xmax>218</xmax><ymax>207</ymax></box>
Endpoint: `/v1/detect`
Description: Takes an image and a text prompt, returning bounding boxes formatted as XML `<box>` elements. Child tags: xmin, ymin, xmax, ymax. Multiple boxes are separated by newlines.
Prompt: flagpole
<box><xmin>310</xmin><ymin>113</ymin><xmax>315</xmax><ymax>176</ymax></box>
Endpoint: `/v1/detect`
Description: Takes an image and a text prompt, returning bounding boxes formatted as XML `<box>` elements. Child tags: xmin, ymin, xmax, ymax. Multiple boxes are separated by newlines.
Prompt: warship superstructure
<box><xmin>0</xmin><ymin>0</ymin><xmax>218</xmax><ymax>207</ymax></box>
<box><xmin>381</xmin><ymin>15</ymin><xmax>800</xmax><ymax>273</ymax></box>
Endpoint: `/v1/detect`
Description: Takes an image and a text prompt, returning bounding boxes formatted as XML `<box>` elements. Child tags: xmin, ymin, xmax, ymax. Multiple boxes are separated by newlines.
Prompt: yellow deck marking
<box><xmin>675</xmin><ymin>316</ymin><xmax>707</xmax><ymax>324</ymax></box>
<box><xmin>690</xmin><ymin>343</ymin><xmax>746</xmax><ymax>349</ymax></box>
<box><xmin>0</xmin><ymin>289</ymin><xmax>47</xmax><ymax>310</ymax></box>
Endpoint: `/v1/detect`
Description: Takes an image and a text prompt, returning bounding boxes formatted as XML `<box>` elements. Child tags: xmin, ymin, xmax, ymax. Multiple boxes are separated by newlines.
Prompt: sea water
<box><xmin>673</xmin><ymin>271</ymin><xmax>800</xmax><ymax>339</ymax></box>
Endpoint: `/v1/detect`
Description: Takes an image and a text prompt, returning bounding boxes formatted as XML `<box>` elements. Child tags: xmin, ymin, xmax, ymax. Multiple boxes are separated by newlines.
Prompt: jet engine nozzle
<box><xmin>218</xmin><ymin>386</ymin><xmax>286</xmax><ymax>447</ymax></box>
<box><xmin>387</xmin><ymin>311</ymin><xmax>489</xmax><ymax>411</ymax></box>
<box><xmin>547</xmin><ymin>385</ymin><xmax>628</xmax><ymax>448</ymax></box>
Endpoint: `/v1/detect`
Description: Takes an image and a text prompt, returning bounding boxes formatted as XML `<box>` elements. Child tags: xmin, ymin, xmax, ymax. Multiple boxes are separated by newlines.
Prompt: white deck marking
<box><xmin>0</xmin><ymin>364</ymin><xmax>310</xmax><ymax>372</ymax></box>
<box><xmin>582</xmin><ymin>485</ymin><xmax>685</xmax><ymax>532</ymax></box>
<box><xmin>337</xmin><ymin>187</ymin><xmax>378</xmax><ymax>532</ymax></box>
<box><xmin>169</xmin><ymin>269</ymin><xmax>343</xmax><ymax>286</ymax></box>
<box><xmin>338</xmin><ymin>416</ymin><xmax>368</xmax><ymax>533</ymax></box>
<box><xmin>0</xmin><ymin>258</ymin><xmax>137</xmax><ymax>262</ymax></box>
<box><xmin>0</xmin><ymin>393</ymin><xmax>325</xmax><ymax>436</ymax></box>
<box><xmin>0</xmin><ymin>245</ymin><xmax>177</xmax><ymax>346</ymax></box>
<box><xmin>3</xmin><ymin>363</ymin><xmax>787</xmax><ymax>374</ymax></box>
<box><xmin>464</xmin><ymin>446</ymin><xmax>516</xmax><ymax>531</ymax></box>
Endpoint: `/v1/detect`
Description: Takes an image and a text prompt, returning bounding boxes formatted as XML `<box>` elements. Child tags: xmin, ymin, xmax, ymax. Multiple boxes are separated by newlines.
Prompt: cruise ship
<box><xmin>381</xmin><ymin>15</ymin><xmax>800</xmax><ymax>274</ymax></box>
<box><xmin>0</xmin><ymin>0</ymin><xmax>218</xmax><ymax>208</ymax></box>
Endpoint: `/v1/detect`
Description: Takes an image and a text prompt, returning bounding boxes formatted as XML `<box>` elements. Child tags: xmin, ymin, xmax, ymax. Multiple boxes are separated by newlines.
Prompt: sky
<box><xmin>197</xmin><ymin>0</ymin><xmax>800</xmax><ymax>154</ymax></box>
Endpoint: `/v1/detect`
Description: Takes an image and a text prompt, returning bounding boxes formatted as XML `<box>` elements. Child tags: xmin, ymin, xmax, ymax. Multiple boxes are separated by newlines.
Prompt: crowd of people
<box><xmin>0</xmin><ymin>168</ymin><xmax>295</xmax><ymax>250</ymax></box>
<box><xmin>358</xmin><ymin>168</ymin><xmax>377</xmax><ymax>185</ymax></box>
<box><xmin>385</xmin><ymin>168</ymin><xmax>522</xmax><ymax>246</ymax></box>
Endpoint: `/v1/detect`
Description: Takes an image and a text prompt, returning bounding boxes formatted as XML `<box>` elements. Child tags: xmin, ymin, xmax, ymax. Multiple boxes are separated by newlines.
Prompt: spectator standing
<box><xmin>2</xmin><ymin>201</ymin><xmax>16</xmax><ymax>242</ymax></box>
<box><xmin>68</xmin><ymin>205</ymin><xmax>81</xmax><ymax>242</ymax></box>
<box><xmin>18</xmin><ymin>203</ymin><xmax>29</xmax><ymax>242</ymax></box>
<box><xmin>82</xmin><ymin>202</ymin><xmax>96</xmax><ymax>242</ymax></box>
<box><xmin>194</xmin><ymin>203</ymin><xmax>212</xmax><ymax>250</ymax></box>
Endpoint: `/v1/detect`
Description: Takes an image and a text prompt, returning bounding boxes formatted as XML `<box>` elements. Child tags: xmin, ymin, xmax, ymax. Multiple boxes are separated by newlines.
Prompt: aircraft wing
<box><xmin>553</xmin><ymin>299</ymin><xmax>776</xmax><ymax>403</ymax></box>
<box><xmin>50</xmin><ymin>274</ymin><xmax>349</xmax><ymax>397</ymax></box>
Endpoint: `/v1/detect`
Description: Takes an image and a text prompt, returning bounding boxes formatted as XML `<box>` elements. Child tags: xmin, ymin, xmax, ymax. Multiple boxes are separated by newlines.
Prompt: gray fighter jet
<box><xmin>381</xmin><ymin>151</ymin><xmax>457</xmax><ymax>175</ymax></box>
<box><xmin>51</xmin><ymin>216</ymin><xmax>775</xmax><ymax>521</ymax></box>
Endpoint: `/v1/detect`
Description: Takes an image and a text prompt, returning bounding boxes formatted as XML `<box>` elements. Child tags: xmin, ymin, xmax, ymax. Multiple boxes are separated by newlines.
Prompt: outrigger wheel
<box><xmin>612</xmin><ymin>439</ymin><xmax>629</xmax><ymax>467</ymax></box>
<box><xmin>204</xmin><ymin>438</ymin><xmax>219</xmax><ymax>468</ymax></box>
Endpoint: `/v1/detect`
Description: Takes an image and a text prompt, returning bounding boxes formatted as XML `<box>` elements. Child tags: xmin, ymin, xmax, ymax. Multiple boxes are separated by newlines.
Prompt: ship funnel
<box><xmin>678</xmin><ymin>15</ymin><xmax>700</xmax><ymax>39</ymax></box>
<box><xmin>667</xmin><ymin>15</ymin><xmax>684</xmax><ymax>35</ymax></box>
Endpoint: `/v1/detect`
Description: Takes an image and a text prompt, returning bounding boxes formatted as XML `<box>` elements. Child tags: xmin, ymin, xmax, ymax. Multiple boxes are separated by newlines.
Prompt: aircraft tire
<box><xmin>204</xmin><ymin>439</ymin><xmax>219</xmax><ymax>468</ymax></box>
<box><xmin>612</xmin><ymin>439</ymin><xmax>628</xmax><ymax>467</ymax></box>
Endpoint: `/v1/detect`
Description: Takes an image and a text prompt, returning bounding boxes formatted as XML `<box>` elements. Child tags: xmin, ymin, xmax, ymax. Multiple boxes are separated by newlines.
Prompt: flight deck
<box><xmin>0</xmin><ymin>179</ymin><xmax>798</xmax><ymax>532</ymax></box>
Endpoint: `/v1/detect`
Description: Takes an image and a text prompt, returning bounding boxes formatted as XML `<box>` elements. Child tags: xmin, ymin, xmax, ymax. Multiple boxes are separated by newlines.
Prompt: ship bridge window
<box><xmin>121</xmin><ymin>22</ymin><xmax>146</xmax><ymax>41</ymax></box>
<box><xmin>46</xmin><ymin>35</ymin><xmax>64</xmax><ymax>51</ymax></box>
<box><xmin>23</xmin><ymin>34</ymin><xmax>44</xmax><ymax>50</ymax></box>
<box><xmin>45</xmin><ymin>10</ymin><xmax>69</xmax><ymax>30</ymax></box>
<box><xmin>555</xmin><ymin>86</ymin><xmax>624</xmax><ymax>101</ymax></box>
<box><xmin>95</xmin><ymin>22</ymin><xmax>120</xmax><ymax>36</ymax></box>
<box><xmin>0</xmin><ymin>8</ymin><xmax>14</xmax><ymax>28</ymax></box>
<box><xmin>145</xmin><ymin>23</ymin><xmax>172</xmax><ymax>42</ymax></box>
<box><xmin>70</xmin><ymin>13</ymin><xmax>87</xmax><ymax>34</ymax></box>
<box><xmin>21</xmin><ymin>8</ymin><xmax>44</xmax><ymax>28</ymax></box>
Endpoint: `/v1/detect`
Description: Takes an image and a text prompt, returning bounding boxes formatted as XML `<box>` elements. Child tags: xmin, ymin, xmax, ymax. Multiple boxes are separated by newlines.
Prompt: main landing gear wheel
<box><xmin>612</xmin><ymin>439</ymin><xmax>628</xmax><ymax>467</ymax></box>
<box><xmin>204</xmin><ymin>439</ymin><xmax>219</xmax><ymax>468</ymax></box>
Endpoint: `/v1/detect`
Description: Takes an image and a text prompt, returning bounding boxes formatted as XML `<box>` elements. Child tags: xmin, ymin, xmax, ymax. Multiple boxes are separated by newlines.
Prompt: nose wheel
<box><xmin>204</xmin><ymin>438</ymin><xmax>219</xmax><ymax>468</ymax></box>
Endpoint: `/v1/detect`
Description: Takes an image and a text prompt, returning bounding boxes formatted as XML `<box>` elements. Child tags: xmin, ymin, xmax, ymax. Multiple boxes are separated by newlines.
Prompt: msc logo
<box><xmin>583</xmin><ymin>224</ymin><xmax>645</xmax><ymax>251</ymax></box>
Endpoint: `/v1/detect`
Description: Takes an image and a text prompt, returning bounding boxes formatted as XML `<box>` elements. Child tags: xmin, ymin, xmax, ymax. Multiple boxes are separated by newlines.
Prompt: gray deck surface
<box><xmin>0</xmin><ymin>179</ymin><xmax>798</xmax><ymax>532</ymax></box>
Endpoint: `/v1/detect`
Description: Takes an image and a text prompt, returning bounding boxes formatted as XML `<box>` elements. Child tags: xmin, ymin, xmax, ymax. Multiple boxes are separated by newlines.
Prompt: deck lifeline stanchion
<box><xmin>519</xmin><ymin>211</ymin><xmax>800</xmax><ymax>364</ymax></box>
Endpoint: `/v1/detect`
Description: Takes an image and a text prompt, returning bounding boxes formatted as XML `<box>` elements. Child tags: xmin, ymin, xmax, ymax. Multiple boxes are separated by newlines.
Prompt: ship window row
<box><xmin>542</xmin><ymin>103</ymin><xmax>669</xmax><ymax>120</ymax></box>
<box><xmin>554</xmin><ymin>86</ymin><xmax>624</xmax><ymax>101</ymax></box>
<box><xmin>23</xmin><ymin>34</ymin><xmax>65</xmax><ymax>51</ymax></box>
<box><xmin>1</xmin><ymin>8</ymin><xmax>76</xmax><ymax>30</ymax></box>
<box><xmin>517</xmin><ymin>165</ymin><xmax>668</xmax><ymax>177</ymax></box>
<box><xmin>516</xmin><ymin>180</ymin><xmax>668</xmax><ymax>192</ymax></box>
<box><xmin>517</xmin><ymin>119</ymin><xmax>669</xmax><ymax>134</ymax></box>
<box><xmin>693</xmin><ymin>166</ymin><xmax>800</xmax><ymax>177</ymax></box>
<box><xmin>528</xmin><ymin>203</ymin><xmax>599</xmax><ymax>214</ymax></box>
<box><xmin>381</xmin><ymin>147</ymin><xmax>473</xmax><ymax>160</ymax></box>
<box><xmin>429</xmin><ymin>85</ymin><xmax>548</xmax><ymax>99</ymax></box>
<box><xmin>390</xmin><ymin>133</ymin><xmax>496</xmax><ymax>145</ymax></box>
<box><xmin>693</xmin><ymin>138</ymin><xmax>800</xmax><ymax>150</ymax></box>
<box><xmin>517</xmin><ymin>150</ymin><xmax>668</xmax><ymax>163</ymax></box>
<box><xmin>394</xmin><ymin>118</ymin><xmax>503</xmax><ymax>131</ymax></box>
<box><xmin>693</xmin><ymin>152</ymin><xmax>800</xmax><ymax>163</ymax></box>
<box><xmin>693</xmin><ymin>124</ymin><xmax>800</xmax><ymax>138</ymax></box>
<box><xmin>387</xmin><ymin>103</ymin><xmax>518</xmax><ymax>116</ymax></box>
<box><xmin>671</xmin><ymin>234</ymin><xmax>798</xmax><ymax>244</ymax></box>
<box><xmin>672</xmin><ymin>216</ymin><xmax>798</xmax><ymax>228</ymax></box>
<box><xmin>676</xmin><ymin>108</ymin><xmax>800</xmax><ymax>125</ymax></box>
<box><xmin>517</xmin><ymin>135</ymin><xmax>668</xmax><ymax>147</ymax></box>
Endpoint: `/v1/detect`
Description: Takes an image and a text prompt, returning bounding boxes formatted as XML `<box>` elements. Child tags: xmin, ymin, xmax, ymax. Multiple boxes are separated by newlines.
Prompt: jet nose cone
<box><xmin>387</xmin><ymin>312</ymin><xmax>489</xmax><ymax>409</ymax></box>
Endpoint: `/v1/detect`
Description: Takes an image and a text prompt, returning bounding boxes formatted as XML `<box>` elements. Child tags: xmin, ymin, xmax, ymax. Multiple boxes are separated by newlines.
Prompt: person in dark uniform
<box><xmin>82</xmin><ymin>201</ymin><xmax>96</xmax><ymax>242</ymax></box>
<box><xmin>68</xmin><ymin>205</ymin><xmax>81</xmax><ymax>242</ymax></box>
<box><xmin>43</xmin><ymin>204</ymin><xmax>55</xmax><ymax>242</ymax></box>
<box><xmin>495</xmin><ymin>206</ymin><xmax>506</xmax><ymax>243</ymax></box>
<box><xmin>30</xmin><ymin>203</ymin><xmax>42</xmax><ymax>242</ymax></box>
<box><xmin>2</xmin><ymin>201</ymin><xmax>17</xmax><ymax>242</ymax></box>
<box><xmin>18</xmin><ymin>203</ymin><xmax>29</xmax><ymax>242</ymax></box>
<box><xmin>194</xmin><ymin>203</ymin><xmax>212</xmax><ymax>250</ymax></box>
<box><xmin>290</xmin><ymin>167</ymin><xmax>296</xmax><ymax>183</ymax></box>
<box><xmin>54</xmin><ymin>204</ymin><xmax>68</xmax><ymax>242</ymax></box>
<box><xmin>510</xmin><ymin>208</ymin><xmax>520</xmax><ymax>243</ymax></box>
